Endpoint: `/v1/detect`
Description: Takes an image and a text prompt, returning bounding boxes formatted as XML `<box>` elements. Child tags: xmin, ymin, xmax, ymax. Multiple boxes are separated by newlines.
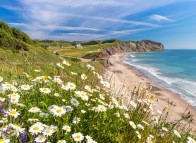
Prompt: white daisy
<box><xmin>29</xmin><ymin>122</ymin><xmax>44</xmax><ymax>135</ymax></box>
<box><xmin>72</xmin><ymin>132</ymin><xmax>84</xmax><ymax>142</ymax></box>
<box><xmin>0</xmin><ymin>138</ymin><xmax>10</xmax><ymax>143</ymax></box>
<box><xmin>129</xmin><ymin>121</ymin><xmax>136</xmax><ymax>129</ymax></box>
<box><xmin>39</xmin><ymin>88</ymin><xmax>51</xmax><ymax>94</ymax></box>
<box><xmin>70</xmin><ymin>98</ymin><xmax>79</xmax><ymax>107</ymax></box>
<box><xmin>35</xmin><ymin>135</ymin><xmax>46</xmax><ymax>143</ymax></box>
<box><xmin>97</xmin><ymin>105</ymin><xmax>107</xmax><ymax>112</ymax></box>
<box><xmin>43</xmin><ymin>128</ymin><xmax>54</xmax><ymax>137</ymax></box>
<box><xmin>28</xmin><ymin>107</ymin><xmax>41</xmax><ymax>113</ymax></box>
<box><xmin>81</xmin><ymin>74</ymin><xmax>87</xmax><ymax>80</ymax></box>
<box><xmin>62</xmin><ymin>125</ymin><xmax>71</xmax><ymax>132</ymax></box>
<box><xmin>21</xmin><ymin>84</ymin><xmax>31</xmax><ymax>90</ymax></box>
<box><xmin>174</xmin><ymin>130</ymin><xmax>181</xmax><ymax>138</ymax></box>
<box><xmin>8</xmin><ymin>109</ymin><xmax>20</xmax><ymax>118</ymax></box>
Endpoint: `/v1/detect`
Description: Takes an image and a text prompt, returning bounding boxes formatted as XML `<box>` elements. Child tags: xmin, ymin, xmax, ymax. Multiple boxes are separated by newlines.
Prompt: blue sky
<box><xmin>0</xmin><ymin>0</ymin><xmax>196</xmax><ymax>49</ymax></box>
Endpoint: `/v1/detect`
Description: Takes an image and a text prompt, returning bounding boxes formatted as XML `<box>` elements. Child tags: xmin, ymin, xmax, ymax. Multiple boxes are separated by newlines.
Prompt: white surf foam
<box><xmin>123</xmin><ymin>60</ymin><xmax>196</xmax><ymax>106</ymax></box>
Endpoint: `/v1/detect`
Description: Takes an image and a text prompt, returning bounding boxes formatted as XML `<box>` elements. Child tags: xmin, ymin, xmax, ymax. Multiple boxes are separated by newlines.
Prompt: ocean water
<box><xmin>124</xmin><ymin>49</ymin><xmax>196</xmax><ymax>106</ymax></box>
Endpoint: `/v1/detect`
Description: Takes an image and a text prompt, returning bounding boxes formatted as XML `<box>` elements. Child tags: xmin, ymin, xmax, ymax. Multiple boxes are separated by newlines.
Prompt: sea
<box><xmin>124</xmin><ymin>49</ymin><xmax>196</xmax><ymax>107</ymax></box>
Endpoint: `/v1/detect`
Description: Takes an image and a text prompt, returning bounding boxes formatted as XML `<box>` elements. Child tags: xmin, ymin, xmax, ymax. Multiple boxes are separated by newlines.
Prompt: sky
<box><xmin>0</xmin><ymin>0</ymin><xmax>196</xmax><ymax>49</ymax></box>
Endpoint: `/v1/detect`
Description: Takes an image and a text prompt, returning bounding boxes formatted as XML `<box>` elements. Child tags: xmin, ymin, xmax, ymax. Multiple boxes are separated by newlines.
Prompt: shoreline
<box><xmin>104</xmin><ymin>53</ymin><xmax>196</xmax><ymax>128</ymax></box>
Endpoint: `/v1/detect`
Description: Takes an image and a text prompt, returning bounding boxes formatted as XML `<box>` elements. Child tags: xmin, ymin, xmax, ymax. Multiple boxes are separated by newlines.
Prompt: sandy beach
<box><xmin>104</xmin><ymin>53</ymin><xmax>196</xmax><ymax>128</ymax></box>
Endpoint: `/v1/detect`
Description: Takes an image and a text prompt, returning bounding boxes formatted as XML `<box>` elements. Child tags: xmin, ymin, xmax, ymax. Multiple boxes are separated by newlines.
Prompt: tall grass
<box><xmin>0</xmin><ymin>60</ymin><xmax>195</xmax><ymax>143</ymax></box>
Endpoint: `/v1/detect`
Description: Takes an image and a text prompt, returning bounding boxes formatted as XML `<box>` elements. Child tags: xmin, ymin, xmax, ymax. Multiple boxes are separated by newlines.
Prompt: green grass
<box><xmin>56</xmin><ymin>42</ymin><xmax>118</xmax><ymax>58</ymax></box>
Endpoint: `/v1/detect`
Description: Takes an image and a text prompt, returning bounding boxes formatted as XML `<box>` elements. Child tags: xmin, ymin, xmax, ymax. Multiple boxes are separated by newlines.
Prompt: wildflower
<box><xmin>67</xmin><ymin>82</ymin><xmax>76</xmax><ymax>90</ymax></box>
<box><xmin>162</xmin><ymin>127</ymin><xmax>168</xmax><ymax>132</ymax></box>
<box><xmin>57</xmin><ymin>140</ymin><xmax>66</xmax><ymax>143</ymax></box>
<box><xmin>130</xmin><ymin>101</ymin><xmax>137</xmax><ymax>109</ymax></box>
<box><xmin>72</xmin><ymin>117</ymin><xmax>80</xmax><ymax>124</ymax></box>
<box><xmin>49</xmin><ymin>106</ymin><xmax>66</xmax><ymax>117</ymax></box>
<box><xmin>34</xmin><ymin>135</ymin><xmax>46</xmax><ymax>143</ymax></box>
<box><xmin>187</xmin><ymin>137</ymin><xmax>196</xmax><ymax>143</ymax></box>
<box><xmin>9</xmin><ymin>123</ymin><xmax>25</xmax><ymax>137</ymax></box>
<box><xmin>136</xmin><ymin>131</ymin><xmax>141</xmax><ymax>139</ymax></box>
<box><xmin>54</xmin><ymin>93</ymin><xmax>61</xmax><ymax>97</ymax></box>
<box><xmin>0</xmin><ymin>76</ymin><xmax>3</xmax><ymax>82</ymax></box>
<box><xmin>146</xmin><ymin>136</ymin><xmax>153</xmax><ymax>143</ymax></box>
<box><xmin>39</xmin><ymin>88</ymin><xmax>51</xmax><ymax>94</ymax></box>
<box><xmin>63</xmin><ymin>106</ymin><xmax>73</xmax><ymax>112</ymax></box>
<box><xmin>8</xmin><ymin>93</ymin><xmax>20</xmax><ymax>104</ymax></box>
<box><xmin>8</xmin><ymin>109</ymin><xmax>20</xmax><ymax>118</ymax></box>
<box><xmin>63</xmin><ymin>60</ymin><xmax>71</xmax><ymax>66</ymax></box>
<box><xmin>53</xmin><ymin>76</ymin><xmax>63</xmax><ymax>84</ymax></box>
<box><xmin>61</xmin><ymin>84</ymin><xmax>69</xmax><ymax>90</ymax></box>
<box><xmin>115</xmin><ymin>112</ymin><xmax>120</xmax><ymax>117</ymax></box>
<box><xmin>57</xmin><ymin>63</ymin><xmax>64</xmax><ymax>69</ymax></box>
<box><xmin>87</xmin><ymin>64</ymin><xmax>95</xmax><ymax>70</ymax></box>
<box><xmin>29</xmin><ymin>122</ymin><xmax>44</xmax><ymax>135</ymax></box>
<box><xmin>97</xmin><ymin>105</ymin><xmax>107</xmax><ymax>112</ymax></box>
<box><xmin>84</xmin><ymin>85</ymin><xmax>93</xmax><ymax>93</ymax></box>
<box><xmin>72</xmin><ymin>132</ymin><xmax>84</xmax><ymax>142</ymax></box>
<box><xmin>75</xmin><ymin>91</ymin><xmax>89</xmax><ymax>101</ymax></box>
<box><xmin>81</xmin><ymin>74</ymin><xmax>87</xmax><ymax>80</ymax></box>
<box><xmin>39</xmin><ymin>113</ymin><xmax>49</xmax><ymax>118</ymax></box>
<box><xmin>43</xmin><ymin>128</ymin><xmax>54</xmax><ymax>137</ymax></box>
<box><xmin>1</xmin><ymin>125</ymin><xmax>8</xmax><ymax>131</ymax></box>
<box><xmin>100</xmin><ymin>80</ymin><xmax>110</xmax><ymax>88</ymax></box>
<box><xmin>62</xmin><ymin>125</ymin><xmax>71</xmax><ymax>132</ymax></box>
<box><xmin>0</xmin><ymin>117</ymin><xmax>8</xmax><ymax>123</ymax></box>
<box><xmin>129</xmin><ymin>121</ymin><xmax>136</xmax><ymax>129</ymax></box>
<box><xmin>21</xmin><ymin>84</ymin><xmax>31</xmax><ymax>91</ymax></box>
<box><xmin>28</xmin><ymin>107</ymin><xmax>41</xmax><ymax>113</ymax></box>
<box><xmin>124</xmin><ymin>113</ymin><xmax>130</xmax><ymax>119</ymax></box>
<box><xmin>71</xmin><ymin>72</ymin><xmax>78</xmax><ymax>75</ymax></box>
<box><xmin>70</xmin><ymin>98</ymin><xmax>79</xmax><ymax>107</ymax></box>
<box><xmin>0</xmin><ymin>138</ymin><xmax>10</xmax><ymax>143</ymax></box>
<box><xmin>173</xmin><ymin>130</ymin><xmax>181</xmax><ymax>138</ymax></box>
<box><xmin>99</xmin><ymin>94</ymin><xmax>105</xmax><ymax>100</ymax></box>
<box><xmin>81</xmin><ymin>110</ymin><xmax>86</xmax><ymax>113</ymax></box>
<box><xmin>137</xmin><ymin>124</ymin><xmax>144</xmax><ymax>130</ymax></box>
<box><xmin>28</xmin><ymin>118</ymin><xmax>39</xmax><ymax>122</ymax></box>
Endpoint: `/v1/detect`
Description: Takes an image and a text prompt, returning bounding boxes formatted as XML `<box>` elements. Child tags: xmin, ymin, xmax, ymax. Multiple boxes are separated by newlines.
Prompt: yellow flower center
<box><xmin>38</xmin><ymin>137</ymin><xmax>43</xmax><ymax>141</ymax></box>
<box><xmin>76</xmin><ymin>135</ymin><xmax>81</xmax><ymax>139</ymax></box>
<box><xmin>56</xmin><ymin>109</ymin><xmax>62</xmax><ymax>113</ymax></box>
<box><xmin>0</xmin><ymin>139</ymin><xmax>5</xmax><ymax>142</ymax></box>
<box><xmin>11</xmin><ymin>111</ymin><xmax>17</xmax><ymax>115</ymax></box>
<box><xmin>33</xmin><ymin>127</ymin><xmax>39</xmax><ymax>131</ymax></box>
<box><xmin>46</xmin><ymin>130</ymin><xmax>50</xmax><ymax>134</ymax></box>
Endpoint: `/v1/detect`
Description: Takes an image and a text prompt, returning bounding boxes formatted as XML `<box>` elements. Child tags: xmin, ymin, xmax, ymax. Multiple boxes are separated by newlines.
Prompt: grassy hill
<box><xmin>0</xmin><ymin>21</ymin><xmax>62</xmax><ymax>75</ymax></box>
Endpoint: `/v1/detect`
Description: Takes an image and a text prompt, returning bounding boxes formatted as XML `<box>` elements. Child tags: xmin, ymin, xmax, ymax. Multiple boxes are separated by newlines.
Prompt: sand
<box><xmin>104</xmin><ymin>53</ymin><xmax>196</xmax><ymax>129</ymax></box>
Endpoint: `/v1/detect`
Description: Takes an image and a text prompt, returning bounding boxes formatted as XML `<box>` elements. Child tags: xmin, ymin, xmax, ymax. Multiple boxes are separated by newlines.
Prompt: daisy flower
<box><xmin>174</xmin><ymin>130</ymin><xmax>181</xmax><ymax>138</ymax></box>
<box><xmin>28</xmin><ymin>107</ymin><xmax>41</xmax><ymax>113</ymax></box>
<box><xmin>21</xmin><ymin>84</ymin><xmax>31</xmax><ymax>91</ymax></box>
<box><xmin>9</xmin><ymin>124</ymin><xmax>25</xmax><ymax>137</ymax></box>
<box><xmin>8</xmin><ymin>93</ymin><xmax>20</xmax><ymax>104</ymax></box>
<box><xmin>72</xmin><ymin>117</ymin><xmax>80</xmax><ymax>124</ymax></box>
<box><xmin>57</xmin><ymin>63</ymin><xmax>64</xmax><ymax>69</ymax></box>
<box><xmin>62</xmin><ymin>60</ymin><xmax>71</xmax><ymax>66</ymax></box>
<box><xmin>100</xmin><ymin>80</ymin><xmax>110</xmax><ymax>88</ymax></box>
<box><xmin>97</xmin><ymin>105</ymin><xmax>107</xmax><ymax>112</ymax></box>
<box><xmin>29</xmin><ymin>122</ymin><xmax>44</xmax><ymax>135</ymax></box>
<box><xmin>81</xmin><ymin>74</ymin><xmax>87</xmax><ymax>80</ymax></box>
<box><xmin>67</xmin><ymin>82</ymin><xmax>76</xmax><ymax>90</ymax></box>
<box><xmin>49</xmin><ymin>106</ymin><xmax>66</xmax><ymax>117</ymax></box>
<box><xmin>39</xmin><ymin>88</ymin><xmax>51</xmax><ymax>94</ymax></box>
<box><xmin>72</xmin><ymin>132</ymin><xmax>84</xmax><ymax>142</ymax></box>
<box><xmin>43</xmin><ymin>128</ymin><xmax>54</xmax><ymax>137</ymax></box>
<box><xmin>137</xmin><ymin>124</ymin><xmax>144</xmax><ymax>130</ymax></box>
<box><xmin>57</xmin><ymin>140</ymin><xmax>67</xmax><ymax>143</ymax></box>
<box><xmin>129</xmin><ymin>121</ymin><xmax>136</xmax><ymax>129</ymax></box>
<box><xmin>34</xmin><ymin>135</ymin><xmax>46</xmax><ymax>143</ymax></box>
<box><xmin>0</xmin><ymin>138</ymin><xmax>10</xmax><ymax>143</ymax></box>
<box><xmin>70</xmin><ymin>98</ymin><xmax>79</xmax><ymax>107</ymax></box>
<box><xmin>62</xmin><ymin>125</ymin><xmax>71</xmax><ymax>132</ymax></box>
<box><xmin>8</xmin><ymin>109</ymin><xmax>20</xmax><ymax>118</ymax></box>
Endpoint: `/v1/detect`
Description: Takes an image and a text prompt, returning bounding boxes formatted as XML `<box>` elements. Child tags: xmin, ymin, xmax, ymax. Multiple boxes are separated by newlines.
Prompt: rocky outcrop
<box><xmin>97</xmin><ymin>40</ymin><xmax>164</xmax><ymax>67</ymax></box>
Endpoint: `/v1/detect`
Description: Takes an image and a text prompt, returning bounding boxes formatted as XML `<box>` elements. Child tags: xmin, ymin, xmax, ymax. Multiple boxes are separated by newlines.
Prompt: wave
<box><xmin>129</xmin><ymin>55</ymin><xmax>136</xmax><ymax>58</ymax></box>
<box><xmin>123</xmin><ymin>60</ymin><xmax>196</xmax><ymax>106</ymax></box>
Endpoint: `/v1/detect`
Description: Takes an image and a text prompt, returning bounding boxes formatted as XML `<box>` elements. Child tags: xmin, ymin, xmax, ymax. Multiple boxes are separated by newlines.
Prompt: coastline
<box><xmin>104</xmin><ymin>53</ymin><xmax>196</xmax><ymax>128</ymax></box>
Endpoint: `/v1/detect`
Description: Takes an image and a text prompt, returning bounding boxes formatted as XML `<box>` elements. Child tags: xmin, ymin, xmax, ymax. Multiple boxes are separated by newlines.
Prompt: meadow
<box><xmin>0</xmin><ymin>58</ymin><xmax>196</xmax><ymax>143</ymax></box>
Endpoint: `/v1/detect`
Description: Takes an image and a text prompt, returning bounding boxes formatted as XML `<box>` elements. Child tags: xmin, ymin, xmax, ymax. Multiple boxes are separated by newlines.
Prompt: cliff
<box><xmin>98</xmin><ymin>40</ymin><xmax>164</xmax><ymax>67</ymax></box>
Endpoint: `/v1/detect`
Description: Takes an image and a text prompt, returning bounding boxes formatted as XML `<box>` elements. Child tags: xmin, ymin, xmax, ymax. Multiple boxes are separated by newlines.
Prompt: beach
<box><xmin>104</xmin><ymin>53</ymin><xmax>196</xmax><ymax>128</ymax></box>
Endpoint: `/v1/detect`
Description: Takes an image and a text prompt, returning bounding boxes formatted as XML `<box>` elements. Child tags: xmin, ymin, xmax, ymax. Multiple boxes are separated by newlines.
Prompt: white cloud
<box><xmin>4</xmin><ymin>0</ymin><xmax>183</xmax><ymax>40</ymax></box>
<box><xmin>149</xmin><ymin>14</ymin><xmax>174</xmax><ymax>22</ymax></box>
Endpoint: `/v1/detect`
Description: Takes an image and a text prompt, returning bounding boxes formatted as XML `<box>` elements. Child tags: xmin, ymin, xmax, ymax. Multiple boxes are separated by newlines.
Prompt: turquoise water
<box><xmin>124</xmin><ymin>49</ymin><xmax>196</xmax><ymax>106</ymax></box>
